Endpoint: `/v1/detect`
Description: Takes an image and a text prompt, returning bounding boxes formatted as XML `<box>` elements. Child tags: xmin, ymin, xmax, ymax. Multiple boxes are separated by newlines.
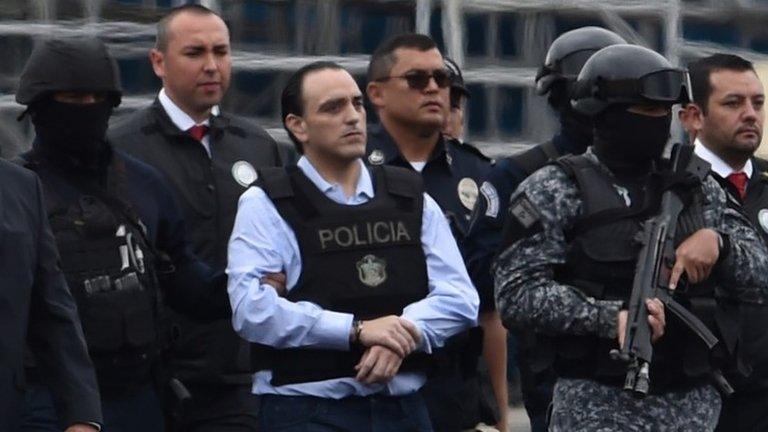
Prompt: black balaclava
<box><xmin>593</xmin><ymin>105</ymin><xmax>671</xmax><ymax>174</ymax></box>
<box><xmin>548</xmin><ymin>82</ymin><xmax>592</xmax><ymax>152</ymax></box>
<box><xmin>30</xmin><ymin>98</ymin><xmax>113</xmax><ymax>167</ymax></box>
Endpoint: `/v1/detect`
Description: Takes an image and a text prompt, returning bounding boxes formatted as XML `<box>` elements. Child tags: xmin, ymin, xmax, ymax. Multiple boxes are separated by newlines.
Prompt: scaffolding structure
<box><xmin>3</xmin><ymin>0</ymin><xmax>768</xmax><ymax>157</ymax></box>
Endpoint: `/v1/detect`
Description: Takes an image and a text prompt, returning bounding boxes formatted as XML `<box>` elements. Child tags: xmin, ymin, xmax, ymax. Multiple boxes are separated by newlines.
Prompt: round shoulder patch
<box><xmin>368</xmin><ymin>150</ymin><xmax>385</xmax><ymax>165</ymax></box>
<box><xmin>458</xmin><ymin>177</ymin><xmax>479</xmax><ymax>210</ymax></box>
<box><xmin>759</xmin><ymin>209</ymin><xmax>768</xmax><ymax>234</ymax></box>
<box><xmin>232</xmin><ymin>161</ymin><xmax>258</xmax><ymax>187</ymax></box>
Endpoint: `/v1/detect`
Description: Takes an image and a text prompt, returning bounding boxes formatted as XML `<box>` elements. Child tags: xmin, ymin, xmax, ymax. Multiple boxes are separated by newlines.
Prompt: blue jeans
<box><xmin>22</xmin><ymin>383</ymin><xmax>164</xmax><ymax>432</ymax></box>
<box><xmin>259</xmin><ymin>393</ymin><xmax>433</xmax><ymax>432</ymax></box>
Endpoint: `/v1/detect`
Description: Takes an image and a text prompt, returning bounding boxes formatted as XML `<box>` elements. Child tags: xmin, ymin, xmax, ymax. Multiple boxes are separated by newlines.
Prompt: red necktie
<box><xmin>187</xmin><ymin>124</ymin><xmax>209</xmax><ymax>142</ymax></box>
<box><xmin>727</xmin><ymin>172</ymin><xmax>748</xmax><ymax>200</ymax></box>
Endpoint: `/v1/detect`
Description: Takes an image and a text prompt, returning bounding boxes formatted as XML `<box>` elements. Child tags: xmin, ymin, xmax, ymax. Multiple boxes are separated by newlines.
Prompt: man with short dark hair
<box><xmin>685</xmin><ymin>53</ymin><xmax>768</xmax><ymax>432</ymax></box>
<box><xmin>227</xmin><ymin>60</ymin><xmax>478</xmax><ymax>431</ymax></box>
<box><xmin>365</xmin><ymin>33</ymin><xmax>500</xmax><ymax>432</ymax></box>
<box><xmin>109</xmin><ymin>4</ymin><xmax>283</xmax><ymax>431</ymax></box>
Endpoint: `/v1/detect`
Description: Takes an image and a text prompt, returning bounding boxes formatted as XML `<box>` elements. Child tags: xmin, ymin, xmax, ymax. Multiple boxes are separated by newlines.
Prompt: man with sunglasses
<box><xmin>366</xmin><ymin>34</ymin><xmax>496</xmax><ymax>432</ymax></box>
<box><xmin>495</xmin><ymin>44</ymin><xmax>768</xmax><ymax>431</ymax></box>
<box><xmin>683</xmin><ymin>54</ymin><xmax>768</xmax><ymax>432</ymax></box>
<box><xmin>463</xmin><ymin>26</ymin><xmax>626</xmax><ymax>432</ymax></box>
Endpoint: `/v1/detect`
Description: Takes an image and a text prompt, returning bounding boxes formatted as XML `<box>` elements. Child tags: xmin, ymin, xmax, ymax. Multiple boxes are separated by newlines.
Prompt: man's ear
<box><xmin>366</xmin><ymin>81</ymin><xmax>384</xmax><ymax>109</ymax></box>
<box><xmin>285</xmin><ymin>114</ymin><xmax>308</xmax><ymax>144</ymax></box>
<box><xmin>687</xmin><ymin>103</ymin><xmax>704</xmax><ymax>131</ymax></box>
<box><xmin>149</xmin><ymin>49</ymin><xmax>165</xmax><ymax>79</ymax></box>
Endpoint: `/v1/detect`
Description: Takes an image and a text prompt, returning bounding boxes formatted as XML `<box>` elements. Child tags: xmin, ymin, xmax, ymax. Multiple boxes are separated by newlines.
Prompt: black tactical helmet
<box><xmin>16</xmin><ymin>37</ymin><xmax>122</xmax><ymax>107</ymax></box>
<box><xmin>571</xmin><ymin>44</ymin><xmax>692</xmax><ymax>116</ymax></box>
<box><xmin>535</xmin><ymin>26</ymin><xmax>627</xmax><ymax>95</ymax></box>
<box><xmin>445</xmin><ymin>57</ymin><xmax>470</xmax><ymax>108</ymax></box>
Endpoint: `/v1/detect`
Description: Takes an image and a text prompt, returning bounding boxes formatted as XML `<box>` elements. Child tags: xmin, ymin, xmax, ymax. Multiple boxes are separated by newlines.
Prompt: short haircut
<box><xmin>281</xmin><ymin>61</ymin><xmax>345</xmax><ymax>154</ymax></box>
<box><xmin>367</xmin><ymin>33</ymin><xmax>439</xmax><ymax>82</ymax></box>
<box><xmin>688</xmin><ymin>54</ymin><xmax>756</xmax><ymax>114</ymax></box>
<box><xmin>155</xmin><ymin>4</ymin><xmax>221</xmax><ymax>52</ymax></box>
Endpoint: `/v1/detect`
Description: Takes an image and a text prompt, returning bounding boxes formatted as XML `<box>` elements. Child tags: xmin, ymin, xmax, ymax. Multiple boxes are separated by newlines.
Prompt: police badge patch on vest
<box><xmin>759</xmin><ymin>209</ymin><xmax>768</xmax><ymax>234</ymax></box>
<box><xmin>232</xmin><ymin>160</ymin><xmax>258</xmax><ymax>187</ymax></box>
<box><xmin>458</xmin><ymin>177</ymin><xmax>479</xmax><ymax>210</ymax></box>
<box><xmin>368</xmin><ymin>150</ymin><xmax>385</xmax><ymax>165</ymax></box>
<box><xmin>356</xmin><ymin>254</ymin><xmax>387</xmax><ymax>287</ymax></box>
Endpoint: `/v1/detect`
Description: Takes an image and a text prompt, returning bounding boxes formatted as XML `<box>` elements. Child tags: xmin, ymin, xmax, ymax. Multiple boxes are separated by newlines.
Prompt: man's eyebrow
<box><xmin>318</xmin><ymin>97</ymin><xmax>348</xmax><ymax>110</ymax></box>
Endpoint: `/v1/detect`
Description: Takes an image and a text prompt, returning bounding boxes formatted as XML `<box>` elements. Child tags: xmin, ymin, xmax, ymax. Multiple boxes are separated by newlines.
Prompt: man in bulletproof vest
<box><xmin>463</xmin><ymin>26</ymin><xmax>626</xmax><ymax>432</ymax></box>
<box><xmin>15</xmin><ymin>37</ymin><xmax>230</xmax><ymax>432</ymax></box>
<box><xmin>683</xmin><ymin>53</ymin><xmax>768</xmax><ymax>432</ymax></box>
<box><xmin>365</xmin><ymin>33</ymin><xmax>497</xmax><ymax>432</ymax></box>
<box><xmin>226</xmin><ymin>61</ymin><xmax>479</xmax><ymax>431</ymax></box>
<box><xmin>494</xmin><ymin>44</ymin><xmax>768</xmax><ymax>431</ymax></box>
<box><xmin>108</xmin><ymin>5</ymin><xmax>287</xmax><ymax>430</ymax></box>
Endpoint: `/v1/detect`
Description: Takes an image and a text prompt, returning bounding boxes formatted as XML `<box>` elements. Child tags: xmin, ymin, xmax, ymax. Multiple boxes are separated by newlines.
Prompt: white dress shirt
<box><xmin>694</xmin><ymin>138</ymin><xmax>753</xmax><ymax>179</ymax></box>
<box><xmin>157</xmin><ymin>88</ymin><xmax>221</xmax><ymax>157</ymax></box>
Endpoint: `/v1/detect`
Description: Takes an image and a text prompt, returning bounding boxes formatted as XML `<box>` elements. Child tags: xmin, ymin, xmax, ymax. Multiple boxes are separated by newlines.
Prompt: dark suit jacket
<box><xmin>0</xmin><ymin>159</ymin><xmax>101</xmax><ymax>430</ymax></box>
<box><xmin>109</xmin><ymin>100</ymin><xmax>283</xmax><ymax>386</ymax></box>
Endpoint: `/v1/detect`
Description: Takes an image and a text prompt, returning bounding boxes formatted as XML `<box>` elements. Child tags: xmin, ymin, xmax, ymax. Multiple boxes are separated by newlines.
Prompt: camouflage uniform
<box><xmin>493</xmin><ymin>151</ymin><xmax>768</xmax><ymax>431</ymax></box>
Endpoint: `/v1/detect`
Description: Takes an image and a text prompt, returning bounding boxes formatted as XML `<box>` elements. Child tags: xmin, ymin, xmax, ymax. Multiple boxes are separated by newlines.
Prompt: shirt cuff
<box><xmin>596</xmin><ymin>300</ymin><xmax>623</xmax><ymax>339</ymax></box>
<box><xmin>312</xmin><ymin>310</ymin><xmax>354</xmax><ymax>350</ymax></box>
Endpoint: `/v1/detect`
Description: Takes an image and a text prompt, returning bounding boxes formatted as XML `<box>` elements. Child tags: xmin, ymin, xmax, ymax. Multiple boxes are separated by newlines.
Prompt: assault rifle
<box><xmin>609</xmin><ymin>144</ymin><xmax>719</xmax><ymax>397</ymax></box>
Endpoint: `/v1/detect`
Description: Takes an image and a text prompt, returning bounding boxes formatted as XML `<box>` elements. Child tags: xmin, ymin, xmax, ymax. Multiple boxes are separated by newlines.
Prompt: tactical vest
<box><xmin>255</xmin><ymin>164</ymin><xmax>431</xmax><ymax>386</ymax></box>
<box><xmin>24</xmin><ymin>156</ymin><xmax>160</xmax><ymax>388</ymax></box>
<box><xmin>723</xmin><ymin>158</ymin><xmax>768</xmax><ymax>390</ymax></box>
<box><xmin>531</xmin><ymin>155</ymin><xmax>725</xmax><ymax>393</ymax></box>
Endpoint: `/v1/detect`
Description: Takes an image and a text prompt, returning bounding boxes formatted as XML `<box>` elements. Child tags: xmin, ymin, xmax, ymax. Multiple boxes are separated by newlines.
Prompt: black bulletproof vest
<box><xmin>256</xmin><ymin>164</ymin><xmax>431</xmax><ymax>385</ymax></box>
<box><xmin>26</xmin><ymin>158</ymin><xmax>159</xmax><ymax>386</ymax></box>
<box><xmin>534</xmin><ymin>155</ymin><xmax>720</xmax><ymax>393</ymax></box>
<box><xmin>721</xmin><ymin>158</ymin><xmax>768</xmax><ymax>390</ymax></box>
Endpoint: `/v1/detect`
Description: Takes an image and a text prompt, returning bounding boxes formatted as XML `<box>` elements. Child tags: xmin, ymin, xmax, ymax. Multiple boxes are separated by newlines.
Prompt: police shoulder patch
<box><xmin>480</xmin><ymin>181</ymin><xmax>500</xmax><ymax>218</ymax></box>
<box><xmin>509</xmin><ymin>194</ymin><xmax>541</xmax><ymax>228</ymax></box>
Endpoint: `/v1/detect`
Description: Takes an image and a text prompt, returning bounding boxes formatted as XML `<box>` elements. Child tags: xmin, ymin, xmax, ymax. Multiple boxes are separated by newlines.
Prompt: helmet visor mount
<box><xmin>537</xmin><ymin>48</ymin><xmax>601</xmax><ymax>82</ymax></box>
<box><xmin>598</xmin><ymin>69</ymin><xmax>692</xmax><ymax>105</ymax></box>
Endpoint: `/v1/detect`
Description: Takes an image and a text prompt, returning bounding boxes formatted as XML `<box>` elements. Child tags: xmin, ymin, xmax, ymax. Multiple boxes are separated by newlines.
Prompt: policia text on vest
<box><xmin>318</xmin><ymin>221</ymin><xmax>412</xmax><ymax>250</ymax></box>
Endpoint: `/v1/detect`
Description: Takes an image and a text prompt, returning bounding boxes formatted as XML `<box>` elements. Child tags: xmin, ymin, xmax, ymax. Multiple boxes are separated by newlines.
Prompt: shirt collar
<box><xmin>158</xmin><ymin>88</ymin><xmax>220</xmax><ymax>132</ymax></box>
<box><xmin>366</xmin><ymin>123</ymin><xmax>451</xmax><ymax>172</ymax></box>
<box><xmin>297</xmin><ymin>156</ymin><xmax>374</xmax><ymax>200</ymax></box>
<box><xmin>694</xmin><ymin>138</ymin><xmax>753</xmax><ymax>179</ymax></box>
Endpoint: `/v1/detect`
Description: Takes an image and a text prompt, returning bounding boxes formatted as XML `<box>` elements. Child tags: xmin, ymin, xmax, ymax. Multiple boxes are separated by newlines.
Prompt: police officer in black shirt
<box><xmin>109</xmin><ymin>5</ymin><xmax>285</xmax><ymax>431</ymax></box>
<box><xmin>462</xmin><ymin>27</ymin><xmax>626</xmax><ymax>432</ymax></box>
<box><xmin>366</xmin><ymin>33</ymin><xmax>497</xmax><ymax>432</ymax></box>
<box><xmin>15</xmin><ymin>37</ymin><xmax>228</xmax><ymax>432</ymax></box>
<box><xmin>684</xmin><ymin>53</ymin><xmax>768</xmax><ymax>432</ymax></box>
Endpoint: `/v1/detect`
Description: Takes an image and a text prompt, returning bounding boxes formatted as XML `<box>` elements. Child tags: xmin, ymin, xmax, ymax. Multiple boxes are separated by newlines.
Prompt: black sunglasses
<box><xmin>377</xmin><ymin>69</ymin><xmax>452</xmax><ymax>90</ymax></box>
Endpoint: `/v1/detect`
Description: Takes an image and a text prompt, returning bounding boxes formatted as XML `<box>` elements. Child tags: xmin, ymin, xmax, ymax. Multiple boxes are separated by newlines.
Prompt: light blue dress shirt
<box><xmin>227</xmin><ymin>156</ymin><xmax>479</xmax><ymax>398</ymax></box>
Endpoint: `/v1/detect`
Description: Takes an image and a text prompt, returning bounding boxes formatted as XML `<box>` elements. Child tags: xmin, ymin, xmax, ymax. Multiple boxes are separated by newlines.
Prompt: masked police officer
<box><xmin>463</xmin><ymin>26</ymin><xmax>626</xmax><ymax>432</ymax></box>
<box><xmin>683</xmin><ymin>54</ymin><xmax>768</xmax><ymax>432</ymax></box>
<box><xmin>365</xmin><ymin>33</ymin><xmax>497</xmax><ymax>432</ymax></box>
<box><xmin>494</xmin><ymin>44</ymin><xmax>768</xmax><ymax>431</ymax></box>
<box><xmin>109</xmin><ymin>5</ymin><xmax>286</xmax><ymax>430</ymax></box>
<box><xmin>226</xmin><ymin>60</ymin><xmax>478</xmax><ymax>431</ymax></box>
<box><xmin>16</xmin><ymin>36</ymin><xmax>229</xmax><ymax>432</ymax></box>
